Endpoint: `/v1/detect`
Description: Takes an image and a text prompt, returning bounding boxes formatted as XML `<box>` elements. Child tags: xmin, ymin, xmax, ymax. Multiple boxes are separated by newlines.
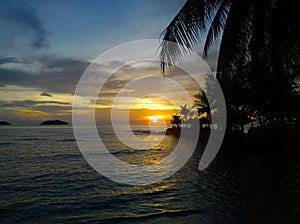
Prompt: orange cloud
<box><xmin>15</xmin><ymin>109</ymin><xmax>69</xmax><ymax>120</ymax></box>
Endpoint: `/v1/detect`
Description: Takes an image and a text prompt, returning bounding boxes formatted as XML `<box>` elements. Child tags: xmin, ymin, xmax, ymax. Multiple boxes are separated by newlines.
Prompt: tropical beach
<box><xmin>1</xmin><ymin>0</ymin><xmax>299</xmax><ymax>223</ymax></box>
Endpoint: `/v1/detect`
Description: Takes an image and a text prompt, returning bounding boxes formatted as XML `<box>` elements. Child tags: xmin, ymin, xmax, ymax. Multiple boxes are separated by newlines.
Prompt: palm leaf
<box><xmin>216</xmin><ymin>0</ymin><xmax>252</xmax><ymax>81</ymax></box>
<box><xmin>159</xmin><ymin>0</ymin><xmax>219</xmax><ymax>72</ymax></box>
<box><xmin>203</xmin><ymin>0</ymin><xmax>231</xmax><ymax>58</ymax></box>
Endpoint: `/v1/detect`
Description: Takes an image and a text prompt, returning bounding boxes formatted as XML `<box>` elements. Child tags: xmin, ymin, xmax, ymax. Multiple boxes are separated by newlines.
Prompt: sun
<box><xmin>148</xmin><ymin>115</ymin><xmax>162</xmax><ymax>122</ymax></box>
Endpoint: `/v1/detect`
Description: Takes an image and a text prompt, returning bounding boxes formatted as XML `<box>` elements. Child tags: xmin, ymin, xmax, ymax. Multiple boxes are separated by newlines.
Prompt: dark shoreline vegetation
<box><xmin>167</xmin><ymin>125</ymin><xmax>300</xmax><ymax>157</ymax></box>
<box><xmin>159</xmin><ymin>0</ymin><xmax>300</xmax><ymax>156</ymax></box>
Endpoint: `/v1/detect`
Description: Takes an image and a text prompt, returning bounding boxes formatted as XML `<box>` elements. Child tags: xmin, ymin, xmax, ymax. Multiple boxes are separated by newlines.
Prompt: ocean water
<box><xmin>0</xmin><ymin>126</ymin><xmax>300</xmax><ymax>223</ymax></box>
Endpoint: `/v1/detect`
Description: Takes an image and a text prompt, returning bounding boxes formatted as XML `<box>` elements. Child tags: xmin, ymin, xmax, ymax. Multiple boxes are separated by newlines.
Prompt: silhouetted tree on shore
<box><xmin>159</xmin><ymin>0</ymin><xmax>300</xmax><ymax>132</ymax></box>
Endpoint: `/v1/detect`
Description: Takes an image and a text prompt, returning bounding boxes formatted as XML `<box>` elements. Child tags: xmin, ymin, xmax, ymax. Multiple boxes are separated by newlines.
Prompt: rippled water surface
<box><xmin>0</xmin><ymin>126</ymin><xmax>300</xmax><ymax>223</ymax></box>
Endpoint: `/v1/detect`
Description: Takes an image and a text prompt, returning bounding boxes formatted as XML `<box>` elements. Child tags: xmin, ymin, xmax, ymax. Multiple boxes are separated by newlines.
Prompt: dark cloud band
<box><xmin>0</xmin><ymin>2</ymin><xmax>47</xmax><ymax>48</ymax></box>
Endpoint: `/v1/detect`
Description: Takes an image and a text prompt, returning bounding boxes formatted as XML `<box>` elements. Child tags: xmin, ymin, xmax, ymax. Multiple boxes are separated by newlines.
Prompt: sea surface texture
<box><xmin>0</xmin><ymin>126</ymin><xmax>299</xmax><ymax>223</ymax></box>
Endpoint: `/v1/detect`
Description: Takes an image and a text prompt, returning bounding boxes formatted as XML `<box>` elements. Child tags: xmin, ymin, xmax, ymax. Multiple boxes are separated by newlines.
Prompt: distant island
<box><xmin>0</xmin><ymin>121</ymin><xmax>11</xmax><ymax>125</ymax></box>
<box><xmin>40</xmin><ymin>120</ymin><xmax>68</xmax><ymax>125</ymax></box>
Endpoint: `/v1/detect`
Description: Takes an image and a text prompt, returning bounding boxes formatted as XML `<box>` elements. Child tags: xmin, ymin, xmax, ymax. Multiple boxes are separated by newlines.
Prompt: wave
<box><xmin>92</xmin><ymin>209</ymin><xmax>201</xmax><ymax>223</ymax></box>
<box><xmin>132</xmin><ymin>129</ymin><xmax>165</xmax><ymax>136</ymax></box>
<box><xmin>132</xmin><ymin>130</ymin><xmax>151</xmax><ymax>135</ymax></box>
<box><xmin>55</xmin><ymin>138</ymin><xmax>76</xmax><ymax>142</ymax></box>
<box><xmin>17</xmin><ymin>138</ymin><xmax>42</xmax><ymax>141</ymax></box>
<box><xmin>0</xmin><ymin>142</ymin><xmax>14</xmax><ymax>146</ymax></box>
<box><xmin>111</xmin><ymin>148</ymin><xmax>150</xmax><ymax>156</ymax></box>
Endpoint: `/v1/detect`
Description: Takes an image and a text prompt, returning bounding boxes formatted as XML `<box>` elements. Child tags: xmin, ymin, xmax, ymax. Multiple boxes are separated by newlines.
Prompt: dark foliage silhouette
<box><xmin>159</xmin><ymin>0</ymin><xmax>300</xmax><ymax>131</ymax></box>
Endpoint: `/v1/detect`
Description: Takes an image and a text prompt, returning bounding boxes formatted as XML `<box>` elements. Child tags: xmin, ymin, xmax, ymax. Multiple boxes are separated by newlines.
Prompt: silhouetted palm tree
<box><xmin>159</xmin><ymin>0</ymin><xmax>299</xmax><ymax>76</ymax></box>
<box><xmin>195</xmin><ymin>90</ymin><xmax>210</xmax><ymax>120</ymax></box>
<box><xmin>170</xmin><ymin>114</ymin><xmax>181</xmax><ymax>128</ymax></box>
<box><xmin>159</xmin><ymin>0</ymin><xmax>299</xmax><ymax>128</ymax></box>
<box><xmin>179</xmin><ymin>104</ymin><xmax>194</xmax><ymax>127</ymax></box>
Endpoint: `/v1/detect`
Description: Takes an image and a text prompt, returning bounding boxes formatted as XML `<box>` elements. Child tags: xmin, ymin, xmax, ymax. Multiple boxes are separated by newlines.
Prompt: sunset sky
<box><xmin>0</xmin><ymin>0</ymin><xmax>217</xmax><ymax>125</ymax></box>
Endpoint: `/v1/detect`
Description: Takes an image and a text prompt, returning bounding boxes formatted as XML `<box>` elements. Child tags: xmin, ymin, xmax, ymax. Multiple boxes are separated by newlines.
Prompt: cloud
<box><xmin>40</xmin><ymin>92</ymin><xmax>52</xmax><ymax>97</ymax></box>
<box><xmin>0</xmin><ymin>100</ymin><xmax>71</xmax><ymax>108</ymax></box>
<box><xmin>0</xmin><ymin>57</ymin><xmax>51</xmax><ymax>74</ymax></box>
<box><xmin>0</xmin><ymin>56</ymin><xmax>193</xmax><ymax>99</ymax></box>
<box><xmin>0</xmin><ymin>56</ymin><xmax>90</xmax><ymax>94</ymax></box>
<box><xmin>15</xmin><ymin>109</ymin><xmax>70</xmax><ymax>121</ymax></box>
<box><xmin>0</xmin><ymin>2</ymin><xmax>47</xmax><ymax>48</ymax></box>
<box><xmin>0</xmin><ymin>81</ymin><xmax>6</xmax><ymax>87</ymax></box>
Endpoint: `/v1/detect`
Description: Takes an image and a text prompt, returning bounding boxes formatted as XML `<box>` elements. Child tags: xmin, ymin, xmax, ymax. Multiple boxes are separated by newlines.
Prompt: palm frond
<box><xmin>248</xmin><ymin>0</ymin><xmax>270</xmax><ymax>63</ymax></box>
<box><xmin>203</xmin><ymin>0</ymin><xmax>231</xmax><ymax>58</ymax></box>
<box><xmin>216</xmin><ymin>0</ymin><xmax>252</xmax><ymax>81</ymax></box>
<box><xmin>159</xmin><ymin>0</ymin><xmax>219</xmax><ymax>72</ymax></box>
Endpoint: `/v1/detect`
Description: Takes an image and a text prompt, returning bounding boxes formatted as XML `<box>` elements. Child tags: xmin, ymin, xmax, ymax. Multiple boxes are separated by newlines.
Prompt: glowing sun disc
<box><xmin>148</xmin><ymin>115</ymin><xmax>162</xmax><ymax>122</ymax></box>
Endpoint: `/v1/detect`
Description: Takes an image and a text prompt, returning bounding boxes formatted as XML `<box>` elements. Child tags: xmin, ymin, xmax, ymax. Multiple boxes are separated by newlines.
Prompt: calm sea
<box><xmin>0</xmin><ymin>126</ymin><xmax>299</xmax><ymax>223</ymax></box>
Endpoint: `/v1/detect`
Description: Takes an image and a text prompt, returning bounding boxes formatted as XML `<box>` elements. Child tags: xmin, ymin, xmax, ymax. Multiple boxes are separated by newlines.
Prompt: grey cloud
<box><xmin>40</xmin><ymin>92</ymin><xmax>52</xmax><ymax>97</ymax></box>
<box><xmin>0</xmin><ymin>3</ymin><xmax>48</xmax><ymax>48</ymax></box>
<box><xmin>0</xmin><ymin>100</ymin><xmax>70</xmax><ymax>108</ymax></box>
<box><xmin>0</xmin><ymin>81</ymin><xmax>6</xmax><ymax>87</ymax></box>
<box><xmin>102</xmin><ymin>79</ymin><xmax>129</xmax><ymax>90</ymax></box>
<box><xmin>0</xmin><ymin>56</ymin><xmax>90</xmax><ymax>94</ymax></box>
<box><xmin>38</xmin><ymin>101</ymin><xmax>70</xmax><ymax>105</ymax></box>
<box><xmin>108</xmin><ymin>60</ymin><xmax>126</xmax><ymax>68</ymax></box>
<box><xmin>0</xmin><ymin>56</ymin><xmax>33</xmax><ymax>65</ymax></box>
<box><xmin>0</xmin><ymin>99</ymin><xmax>73</xmax><ymax>119</ymax></box>
<box><xmin>0</xmin><ymin>56</ymin><xmax>191</xmax><ymax>98</ymax></box>
<box><xmin>0</xmin><ymin>57</ymin><xmax>22</xmax><ymax>64</ymax></box>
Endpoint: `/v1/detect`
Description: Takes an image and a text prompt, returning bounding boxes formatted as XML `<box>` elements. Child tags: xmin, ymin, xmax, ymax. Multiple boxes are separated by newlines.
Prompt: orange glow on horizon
<box><xmin>129</xmin><ymin>110</ymin><xmax>174</xmax><ymax>124</ymax></box>
<box><xmin>95</xmin><ymin>96</ymin><xmax>180</xmax><ymax>124</ymax></box>
<box><xmin>148</xmin><ymin>115</ymin><xmax>162</xmax><ymax>122</ymax></box>
<box><xmin>127</xmin><ymin>96</ymin><xmax>177</xmax><ymax>124</ymax></box>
